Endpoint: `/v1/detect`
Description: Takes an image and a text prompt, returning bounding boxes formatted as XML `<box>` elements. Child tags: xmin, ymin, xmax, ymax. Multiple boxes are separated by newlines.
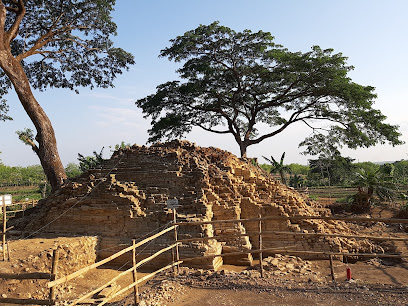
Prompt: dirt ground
<box><xmin>114</xmin><ymin>259</ymin><xmax>408</xmax><ymax>306</ymax></box>
<box><xmin>0</xmin><ymin>204</ymin><xmax>407</xmax><ymax>305</ymax></box>
<box><xmin>114</xmin><ymin>204</ymin><xmax>408</xmax><ymax>306</ymax></box>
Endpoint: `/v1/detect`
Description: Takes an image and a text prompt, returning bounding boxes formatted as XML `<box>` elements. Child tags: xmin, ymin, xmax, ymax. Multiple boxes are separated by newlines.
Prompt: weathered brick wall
<box><xmin>16</xmin><ymin>140</ymin><xmax>380</xmax><ymax>269</ymax></box>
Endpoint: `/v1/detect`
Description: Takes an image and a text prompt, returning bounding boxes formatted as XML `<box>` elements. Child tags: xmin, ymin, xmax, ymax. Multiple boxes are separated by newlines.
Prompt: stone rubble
<box><xmin>13</xmin><ymin>140</ymin><xmax>381</xmax><ymax>269</ymax></box>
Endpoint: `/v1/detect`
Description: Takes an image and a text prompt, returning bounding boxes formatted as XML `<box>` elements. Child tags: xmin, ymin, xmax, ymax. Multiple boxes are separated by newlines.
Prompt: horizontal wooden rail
<box><xmin>181</xmin><ymin>248</ymin><xmax>408</xmax><ymax>262</ymax></box>
<box><xmin>48</xmin><ymin>225</ymin><xmax>175</xmax><ymax>288</ymax></box>
<box><xmin>177</xmin><ymin>232</ymin><xmax>408</xmax><ymax>244</ymax></box>
<box><xmin>246</xmin><ymin>231</ymin><xmax>408</xmax><ymax>242</ymax></box>
<box><xmin>177</xmin><ymin>234</ymin><xmax>250</xmax><ymax>244</ymax></box>
<box><xmin>175</xmin><ymin>215</ymin><xmax>408</xmax><ymax>226</ymax></box>
<box><xmin>69</xmin><ymin>243</ymin><xmax>179</xmax><ymax>306</ymax></box>
<box><xmin>275</xmin><ymin>250</ymin><xmax>408</xmax><ymax>258</ymax></box>
<box><xmin>181</xmin><ymin>246</ymin><xmax>296</xmax><ymax>262</ymax></box>
<box><xmin>0</xmin><ymin>298</ymin><xmax>53</xmax><ymax>305</ymax></box>
<box><xmin>5</xmin><ymin>209</ymin><xmax>24</xmax><ymax>214</ymax></box>
<box><xmin>0</xmin><ymin>272</ymin><xmax>51</xmax><ymax>280</ymax></box>
<box><xmin>0</xmin><ymin>225</ymin><xmax>14</xmax><ymax>235</ymax></box>
<box><xmin>98</xmin><ymin>261</ymin><xmax>182</xmax><ymax>306</ymax></box>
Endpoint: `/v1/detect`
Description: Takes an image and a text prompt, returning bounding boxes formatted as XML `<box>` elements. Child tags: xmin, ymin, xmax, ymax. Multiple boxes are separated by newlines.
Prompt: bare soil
<box><xmin>1</xmin><ymin>204</ymin><xmax>407</xmax><ymax>305</ymax></box>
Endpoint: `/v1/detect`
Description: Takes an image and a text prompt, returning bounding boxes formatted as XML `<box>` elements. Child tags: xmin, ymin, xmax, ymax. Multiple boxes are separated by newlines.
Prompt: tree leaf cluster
<box><xmin>1</xmin><ymin>0</ymin><xmax>135</xmax><ymax>111</ymax></box>
<box><xmin>136</xmin><ymin>21</ymin><xmax>402</xmax><ymax>157</ymax></box>
<box><xmin>77</xmin><ymin>147</ymin><xmax>105</xmax><ymax>172</ymax></box>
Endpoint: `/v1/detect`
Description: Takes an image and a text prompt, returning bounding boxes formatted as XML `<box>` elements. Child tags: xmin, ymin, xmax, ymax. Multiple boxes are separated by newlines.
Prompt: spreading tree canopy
<box><xmin>0</xmin><ymin>0</ymin><xmax>134</xmax><ymax>191</ymax></box>
<box><xmin>136</xmin><ymin>22</ymin><xmax>402</xmax><ymax>157</ymax></box>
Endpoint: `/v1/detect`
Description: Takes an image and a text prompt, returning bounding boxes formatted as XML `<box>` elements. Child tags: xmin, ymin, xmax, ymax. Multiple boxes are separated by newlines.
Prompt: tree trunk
<box><xmin>0</xmin><ymin>52</ymin><xmax>67</xmax><ymax>191</ymax></box>
<box><xmin>239</xmin><ymin>142</ymin><xmax>248</xmax><ymax>158</ymax></box>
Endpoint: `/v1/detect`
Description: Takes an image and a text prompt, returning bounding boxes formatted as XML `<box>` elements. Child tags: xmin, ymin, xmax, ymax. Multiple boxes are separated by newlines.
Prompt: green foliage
<box><xmin>0</xmin><ymin>0</ymin><xmax>135</xmax><ymax>106</ymax></box>
<box><xmin>109</xmin><ymin>141</ymin><xmax>132</xmax><ymax>153</ymax></box>
<box><xmin>353</xmin><ymin>162</ymin><xmax>380</xmax><ymax>174</ymax></box>
<box><xmin>352</xmin><ymin>168</ymin><xmax>396</xmax><ymax>211</ymax></box>
<box><xmin>308</xmin><ymin>152</ymin><xmax>355</xmax><ymax>186</ymax></box>
<box><xmin>288</xmin><ymin>164</ymin><xmax>309</xmax><ymax>175</ymax></box>
<box><xmin>0</xmin><ymin>164</ymin><xmax>46</xmax><ymax>186</ymax></box>
<box><xmin>136</xmin><ymin>21</ymin><xmax>402</xmax><ymax>157</ymax></box>
<box><xmin>65</xmin><ymin>163</ymin><xmax>82</xmax><ymax>178</ymax></box>
<box><xmin>393</xmin><ymin>160</ymin><xmax>408</xmax><ymax>184</ymax></box>
<box><xmin>38</xmin><ymin>182</ymin><xmax>52</xmax><ymax>198</ymax></box>
<box><xmin>0</xmin><ymin>186</ymin><xmax>43</xmax><ymax>201</ymax></box>
<box><xmin>263</xmin><ymin>152</ymin><xmax>291</xmax><ymax>185</ymax></box>
<box><xmin>289</xmin><ymin>174</ymin><xmax>305</xmax><ymax>188</ymax></box>
<box><xmin>0</xmin><ymin>99</ymin><xmax>12</xmax><ymax>121</ymax></box>
<box><xmin>78</xmin><ymin>148</ymin><xmax>105</xmax><ymax>172</ymax></box>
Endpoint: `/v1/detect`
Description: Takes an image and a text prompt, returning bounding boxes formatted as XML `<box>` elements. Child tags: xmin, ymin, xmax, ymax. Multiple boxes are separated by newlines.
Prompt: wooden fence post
<box><xmin>258</xmin><ymin>214</ymin><xmax>264</xmax><ymax>278</ymax></box>
<box><xmin>132</xmin><ymin>240</ymin><xmax>139</xmax><ymax>305</ymax></box>
<box><xmin>6</xmin><ymin>239</ymin><xmax>10</xmax><ymax>262</ymax></box>
<box><xmin>2</xmin><ymin>197</ymin><xmax>6</xmax><ymax>261</ymax></box>
<box><xmin>49</xmin><ymin>249</ymin><xmax>59</xmax><ymax>304</ymax></box>
<box><xmin>173</xmin><ymin>209</ymin><xmax>180</xmax><ymax>275</ymax></box>
<box><xmin>329</xmin><ymin>255</ymin><xmax>336</xmax><ymax>285</ymax></box>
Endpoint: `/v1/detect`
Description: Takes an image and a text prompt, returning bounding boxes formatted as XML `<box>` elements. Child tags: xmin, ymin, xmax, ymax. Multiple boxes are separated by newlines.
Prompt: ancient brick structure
<box><xmin>17</xmin><ymin>140</ymin><xmax>379</xmax><ymax>269</ymax></box>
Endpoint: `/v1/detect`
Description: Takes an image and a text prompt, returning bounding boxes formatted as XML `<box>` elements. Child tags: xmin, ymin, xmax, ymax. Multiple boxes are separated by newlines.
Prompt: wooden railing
<box><xmin>176</xmin><ymin>214</ymin><xmax>408</xmax><ymax>281</ymax></box>
<box><xmin>46</xmin><ymin>224</ymin><xmax>181</xmax><ymax>306</ymax></box>
<box><xmin>0</xmin><ymin>249</ymin><xmax>59</xmax><ymax>305</ymax></box>
<box><xmin>1</xmin><ymin>214</ymin><xmax>407</xmax><ymax>304</ymax></box>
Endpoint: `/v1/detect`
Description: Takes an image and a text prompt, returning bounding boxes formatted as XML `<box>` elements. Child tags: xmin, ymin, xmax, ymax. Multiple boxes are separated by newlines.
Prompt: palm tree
<box><xmin>352</xmin><ymin>168</ymin><xmax>396</xmax><ymax>211</ymax></box>
<box><xmin>263</xmin><ymin>152</ymin><xmax>291</xmax><ymax>185</ymax></box>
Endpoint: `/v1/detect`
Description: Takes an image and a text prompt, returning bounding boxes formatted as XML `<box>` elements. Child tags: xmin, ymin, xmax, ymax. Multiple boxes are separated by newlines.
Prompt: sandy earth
<box><xmin>114</xmin><ymin>260</ymin><xmax>408</xmax><ymax>306</ymax></box>
<box><xmin>0</xmin><ymin>205</ymin><xmax>407</xmax><ymax>305</ymax></box>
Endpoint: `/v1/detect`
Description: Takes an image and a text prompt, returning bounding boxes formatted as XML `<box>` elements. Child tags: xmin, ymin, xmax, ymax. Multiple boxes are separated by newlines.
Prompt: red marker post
<box><xmin>346</xmin><ymin>267</ymin><xmax>352</xmax><ymax>280</ymax></box>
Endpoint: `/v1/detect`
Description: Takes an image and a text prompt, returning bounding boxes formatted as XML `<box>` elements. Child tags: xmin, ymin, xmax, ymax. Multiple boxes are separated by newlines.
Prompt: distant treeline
<box><xmin>260</xmin><ymin>159</ymin><xmax>408</xmax><ymax>188</ymax></box>
<box><xmin>0</xmin><ymin>162</ymin><xmax>81</xmax><ymax>186</ymax></box>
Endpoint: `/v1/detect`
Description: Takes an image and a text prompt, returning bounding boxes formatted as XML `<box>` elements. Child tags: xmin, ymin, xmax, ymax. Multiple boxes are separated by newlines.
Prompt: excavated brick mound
<box><xmin>13</xmin><ymin>140</ymin><xmax>381</xmax><ymax>270</ymax></box>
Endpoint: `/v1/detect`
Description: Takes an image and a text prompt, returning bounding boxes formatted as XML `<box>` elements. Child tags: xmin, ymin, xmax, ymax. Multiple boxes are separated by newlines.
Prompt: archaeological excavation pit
<box><xmin>11</xmin><ymin>140</ymin><xmax>382</xmax><ymax>270</ymax></box>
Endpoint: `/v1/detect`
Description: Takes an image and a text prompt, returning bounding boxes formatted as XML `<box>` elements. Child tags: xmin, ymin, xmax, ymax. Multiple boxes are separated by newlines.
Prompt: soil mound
<box><xmin>12</xmin><ymin>140</ymin><xmax>380</xmax><ymax>269</ymax></box>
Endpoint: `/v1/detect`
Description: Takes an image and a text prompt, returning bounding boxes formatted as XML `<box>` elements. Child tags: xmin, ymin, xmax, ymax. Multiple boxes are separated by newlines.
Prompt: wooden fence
<box><xmin>0</xmin><ymin>249</ymin><xmax>59</xmax><ymax>305</ymax></box>
<box><xmin>176</xmin><ymin>214</ymin><xmax>408</xmax><ymax>281</ymax></box>
<box><xmin>47</xmin><ymin>225</ymin><xmax>181</xmax><ymax>306</ymax></box>
<box><xmin>1</xmin><ymin>199</ymin><xmax>36</xmax><ymax>261</ymax></box>
<box><xmin>1</xmin><ymin>214</ymin><xmax>408</xmax><ymax>304</ymax></box>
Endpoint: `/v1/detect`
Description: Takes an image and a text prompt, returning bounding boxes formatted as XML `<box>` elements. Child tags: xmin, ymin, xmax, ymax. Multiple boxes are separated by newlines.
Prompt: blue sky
<box><xmin>1</xmin><ymin>0</ymin><xmax>408</xmax><ymax>166</ymax></box>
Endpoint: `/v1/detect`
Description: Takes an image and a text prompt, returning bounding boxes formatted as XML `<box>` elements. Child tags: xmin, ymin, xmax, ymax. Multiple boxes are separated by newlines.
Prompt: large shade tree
<box><xmin>0</xmin><ymin>0</ymin><xmax>134</xmax><ymax>191</ymax></box>
<box><xmin>136</xmin><ymin>22</ymin><xmax>402</xmax><ymax>157</ymax></box>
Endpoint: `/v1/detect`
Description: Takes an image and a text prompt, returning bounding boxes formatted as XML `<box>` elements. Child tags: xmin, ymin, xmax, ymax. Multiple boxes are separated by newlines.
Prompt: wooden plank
<box><xmin>0</xmin><ymin>272</ymin><xmax>51</xmax><ymax>279</ymax></box>
<box><xmin>181</xmin><ymin>248</ymin><xmax>408</xmax><ymax>262</ymax></box>
<box><xmin>48</xmin><ymin>225</ymin><xmax>175</xmax><ymax>288</ymax></box>
<box><xmin>329</xmin><ymin>255</ymin><xmax>336</xmax><ymax>284</ymax></box>
<box><xmin>258</xmin><ymin>214</ymin><xmax>264</xmax><ymax>278</ymax></box>
<box><xmin>178</xmin><ymin>231</ymin><xmax>408</xmax><ymax>244</ymax></box>
<box><xmin>246</xmin><ymin>231</ymin><xmax>408</xmax><ymax>241</ymax></box>
<box><xmin>69</xmin><ymin>243</ymin><xmax>179</xmax><ymax>306</ymax></box>
<box><xmin>2</xmin><ymin>201</ymin><xmax>6</xmax><ymax>261</ymax></box>
<box><xmin>5</xmin><ymin>209</ymin><xmax>24</xmax><ymax>214</ymax></box>
<box><xmin>270</xmin><ymin>250</ymin><xmax>408</xmax><ymax>258</ymax></box>
<box><xmin>98</xmin><ymin>261</ymin><xmax>182</xmax><ymax>306</ymax></box>
<box><xmin>0</xmin><ymin>225</ymin><xmax>15</xmax><ymax>235</ymax></box>
<box><xmin>173</xmin><ymin>210</ymin><xmax>180</xmax><ymax>275</ymax></box>
<box><xmin>175</xmin><ymin>215</ymin><xmax>408</xmax><ymax>226</ymax></box>
<box><xmin>0</xmin><ymin>298</ymin><xmax>53</xmax><ymax>305</ymax></box>
<box><xmin>132</xmin><ymin>240</ymin><xmax>139</xmax><ymax>306</ymax></box>
<box><xmin>49</xmin><ymin>249</ymin><xmax>59</xmax><ymax>302</ymax></box>
<box><xmin>177</xmin><ymin>234</ymin><xmax>250</xmax><ymax>244</ymax></box>
<box><xmin>181</xmin><ymin>246</ymin><xmax>296</xmax><ymax>262</ymax></box>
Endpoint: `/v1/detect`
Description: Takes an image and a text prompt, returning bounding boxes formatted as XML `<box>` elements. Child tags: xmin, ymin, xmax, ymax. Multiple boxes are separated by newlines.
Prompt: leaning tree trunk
<box><xmin>0</xmin><ymin>52</ymin><xmax>67</xmax><ymax>191</ymax></box>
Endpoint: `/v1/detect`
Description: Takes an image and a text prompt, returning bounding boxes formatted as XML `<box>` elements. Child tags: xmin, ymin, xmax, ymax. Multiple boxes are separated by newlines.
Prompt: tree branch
<box><xmin>195</xmin><ymin>122</ymin><xmax>230</xmax><ymax>134</ymax></box>
<box><xmin>5</xmin><ymin>0</ymin><xmax>25</xmax><ymax>43</ymax></box>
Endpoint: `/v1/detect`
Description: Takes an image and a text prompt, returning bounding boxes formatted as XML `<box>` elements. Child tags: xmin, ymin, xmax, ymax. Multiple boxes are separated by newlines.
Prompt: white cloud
<box><xmin>89</xmin><ymin>105</ymin><xmax>147</xmax><ymax>128</ymax></box>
